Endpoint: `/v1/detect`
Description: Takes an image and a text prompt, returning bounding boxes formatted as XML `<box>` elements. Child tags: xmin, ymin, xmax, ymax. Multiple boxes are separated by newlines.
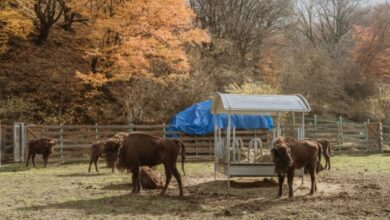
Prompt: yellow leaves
<box><xmin>75</xmin><ymin>71</ymin><xmax>108</xmax><ymax>87</ymax></box>
<box><xmin>0</xmin><ymin>9</ymin><xmax>34</xmax><ymax>41</ymax></box>
<box><xmin>76</xmin><ymin>0</ymin><xmax>209</xmax><ymax>85</ymax></box>
<box><xmin>179</xmin><ymin>29</ymin><xmax>211</xmax><ymax>45</ymax></box>
<box><xmin>226</xmin><ymin>81</ymin><xmax>281</xmax><ymax>95</ymax></box>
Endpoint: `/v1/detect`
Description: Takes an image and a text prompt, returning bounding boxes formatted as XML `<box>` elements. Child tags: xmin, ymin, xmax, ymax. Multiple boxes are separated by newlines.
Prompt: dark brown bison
<box><xmin>272</xmin><ymin>137</ymin><xmax>321</xmax><ymax>198</ymax></box>
<box><xmin>116</xmin><ymin>132</ymin><xmax>185</xmax><ymax>196</ymax></box>
<box><xmin>26</xmin><ymin>138</ymin><xmax>56</xmax><ymax>168</ymax></box>
<box><xmin>318</xmin><ymin>140</ymin><xmax>331</xmax><ymax>170</ymax></box>
<box><xmin>88</xmin><ymin>141</ymin><xmax>105</xmax><ymax>173</ymax></box>
<box><xmin>104</xmin><ymin>132</ymin><xmax>130</xmax><ymax>172</ymax></box>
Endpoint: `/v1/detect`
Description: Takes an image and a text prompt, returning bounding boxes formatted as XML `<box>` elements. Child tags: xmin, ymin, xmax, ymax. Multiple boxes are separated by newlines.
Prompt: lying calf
<box><xmin>272</xmin><ymin>137</ymin><xmax>321</xmax><ymax>198</ymax></box>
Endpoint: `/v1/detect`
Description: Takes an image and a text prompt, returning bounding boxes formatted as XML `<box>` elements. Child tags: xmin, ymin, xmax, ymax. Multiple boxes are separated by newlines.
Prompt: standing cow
<box><xmin>116</xmin><ymin>132</ymin><xmax>185</xmax><ymax>196</ymax></box>
<box><xmin>26</xmin><ymin>138</ymin><xmax>56</xmax><ymax>168</ymax></box>
<box><xmin>318</xmin><ymin>140</ymin><xmax>331</xmax><ymax>170</ymax></box>
<box><xmin>104</xmin><ymin>132</ymin><xmax>130</xmax><ymax>173</ymax></box>
<box><xmin>305</xmin><ymin>138</ymin><xmax>332</xmax><ymax>171</ymax></box>
<box><xmin>272</xmin><ymin>137</ymin><xmax>321</xmax><ymax>198</ymax></box>
<box><xmin>88</xmin><ymin>132</ymin><xmax>130</xmax><ymax>173</ymax></box>
<box><xmin>88</xmin><ymin>141</ymin><xmax>105</xmax><ymax>173</ymax></box>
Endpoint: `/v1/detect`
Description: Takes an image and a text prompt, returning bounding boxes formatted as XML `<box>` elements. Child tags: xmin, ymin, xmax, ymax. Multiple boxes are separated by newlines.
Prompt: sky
<box><xmin>365</xmin><ymin>0</ymin><xmax>389</xmax><ymax>6</ymax></box>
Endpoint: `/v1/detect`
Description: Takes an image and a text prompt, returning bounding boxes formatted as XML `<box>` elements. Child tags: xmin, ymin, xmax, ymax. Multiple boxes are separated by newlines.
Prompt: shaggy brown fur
<box><xmin>26</xmin><ymin>138</ymin><xmax>56</xmax><ymax>168</ymax></box>
<box><xmin>88</xmin><ymin>141</ymin><xmax>105</xmax><ymax>173</ymax></box>
<box><xmin>104</xmin><ymin>132</ymin><xmax>130</xmax><ymax>173</ymax></box>
<box><xmin>272</xmin><ymin>137</ymin><xmax>321</xmax><ymax>198</ymax></box>
<box><xmin>140</xmin><ymin>166</ymin><xmax>165</xmax><ymax>189</ymax></box>
<box><xmin>117</xmin><ymin>132</ymin><xmax>185</xmax><ymax>196</ymax></box>
<box><xmin>319</xmin><ymin>140</ymin><xmax>331</xmax><ymax>170</ymax></box>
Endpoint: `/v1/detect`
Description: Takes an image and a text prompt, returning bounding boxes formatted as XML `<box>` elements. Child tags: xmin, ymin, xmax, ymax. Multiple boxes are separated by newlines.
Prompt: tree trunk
<box><xmin>36</xmin><ymin>25</ymin><xmax>50</xmax><ymax>44</ymax></box>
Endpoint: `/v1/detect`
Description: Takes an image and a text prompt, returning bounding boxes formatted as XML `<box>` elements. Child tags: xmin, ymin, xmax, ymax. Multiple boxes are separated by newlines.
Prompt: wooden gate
<box><xmin>367</xmin><ymin>122</ymin><xmax>383</xmax><ymax>152</ymax></box>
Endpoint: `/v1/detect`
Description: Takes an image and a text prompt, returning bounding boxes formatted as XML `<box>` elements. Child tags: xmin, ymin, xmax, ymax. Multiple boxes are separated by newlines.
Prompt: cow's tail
<box><xmin>176</xmin><ymin>140</ymin><xmax>186</xmax><ymax>176</ymax></box>
<box><xmin>318</xmin><ymin>142</ymin><xmax>322</xmax><ymax>169</ymax></box>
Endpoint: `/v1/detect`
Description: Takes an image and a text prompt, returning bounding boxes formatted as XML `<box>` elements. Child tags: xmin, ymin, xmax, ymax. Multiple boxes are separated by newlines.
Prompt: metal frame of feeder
<box><xmin>211</xmin><ymin>93</ymin><xmax>311</xmax><ymax>188</ymax></box>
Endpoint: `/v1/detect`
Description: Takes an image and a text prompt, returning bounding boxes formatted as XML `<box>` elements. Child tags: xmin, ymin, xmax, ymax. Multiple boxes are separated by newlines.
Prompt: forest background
<box><xmin>0</xmin><ymin>0</ymin><xmax>389</xmax><ymax>125</ymax></box>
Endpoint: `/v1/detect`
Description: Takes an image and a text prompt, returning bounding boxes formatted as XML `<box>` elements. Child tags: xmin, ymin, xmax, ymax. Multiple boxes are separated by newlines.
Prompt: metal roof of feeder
<box><xmin>211</xmin><ymin>93</ymin><xmax>311</xmax><ymax>115</ymax></box>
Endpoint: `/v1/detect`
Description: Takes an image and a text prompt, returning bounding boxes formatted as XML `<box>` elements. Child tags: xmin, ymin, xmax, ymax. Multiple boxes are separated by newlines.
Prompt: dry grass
<box><xmin>1</xmin><ymin>154</ymin><xmax>390</xmax><ymax>219</ymax></box>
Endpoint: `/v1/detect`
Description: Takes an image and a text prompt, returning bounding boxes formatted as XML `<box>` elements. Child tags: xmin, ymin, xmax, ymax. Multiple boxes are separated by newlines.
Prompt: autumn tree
<box><xmin>61</xmin><ymin>5</ymin><xmax>88</xmax><ymax>31</ymax></box>
<box><xmin>78</xmin><ymin>0</ymin><xmax>210</xmax><ymax>123</ymax></box>
<box><xmin>354</xmin><ymin>3</ymin><xmax>390</xmax><ymax>79</ymax></box>
<box><xmin>190</xmin><ymin>0</ymin><xmax>291</xmax><ymax>71</ymax></box>
<box><xmin>291</xmin><ymin>0</ymin><xmax>364</xmax><ymax>48</ymax></box>
<box><xmin>34</xmin><ymin>0</ymin><xmax>66</xmax><ymax>44</ymax></box>
<box><xmin>279</xmin><ymin>0</ymin><xmax>369</xmax><ymax>114</ymax></box>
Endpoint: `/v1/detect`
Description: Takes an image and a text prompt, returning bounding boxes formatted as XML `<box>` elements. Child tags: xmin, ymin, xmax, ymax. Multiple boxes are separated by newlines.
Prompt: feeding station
<box><xmin>211</xmin><ymin>93</ymin><xmax>311</xmax><ymax>187</ymax></box>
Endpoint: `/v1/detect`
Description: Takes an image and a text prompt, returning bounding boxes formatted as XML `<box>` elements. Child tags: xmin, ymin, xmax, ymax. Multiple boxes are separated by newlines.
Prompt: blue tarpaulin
<box><xmin>167</xmin><ymin>100</ymin><xmax>274</xmax><ymax>135</ymax></box>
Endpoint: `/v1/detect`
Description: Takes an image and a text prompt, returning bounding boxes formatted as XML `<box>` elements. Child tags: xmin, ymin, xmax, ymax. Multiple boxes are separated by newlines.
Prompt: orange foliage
<box><xmin>352</xmin><ymin>3</ymin><xmax>390</xmax><ymax>81</ymax></box>
<box><xmin>82</xmin><ymin>0</ymin><xmax>210</xmax><ymax>81</ymax></box>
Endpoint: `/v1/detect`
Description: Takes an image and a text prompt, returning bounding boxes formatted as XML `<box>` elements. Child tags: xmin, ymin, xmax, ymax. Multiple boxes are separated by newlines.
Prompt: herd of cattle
<box><xmin>25</xmin><ymin>132</ymin><xmax>331</xmax><ymax>198</ymax></box>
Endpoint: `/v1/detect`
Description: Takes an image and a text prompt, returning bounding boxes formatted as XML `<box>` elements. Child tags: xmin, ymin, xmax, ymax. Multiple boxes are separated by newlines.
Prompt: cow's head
<box><xmin>104</xmin><ymin>138</ymin><xmax>121</xmax><ymax>168</ymax></box>
<box><xmin>272</xmin><ymin>137</ymin><xmax>294</xmax><ymax>174</ymax></box>
<box><xmin>46</xmin><ymin>139</ymin><xmax>57</xmax><ymax>153</ymax></box>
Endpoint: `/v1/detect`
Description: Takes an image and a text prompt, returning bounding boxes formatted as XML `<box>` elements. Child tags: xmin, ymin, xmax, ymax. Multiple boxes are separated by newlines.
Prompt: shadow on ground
<box><xmin>56</xmin><ymin>173</ymin><xmax>106</xmax><ymax>177</ymax></box>
<box><xmin>0</xmin><ymin>165</ymin><xmax>32</xmax><ymax>173</ymax></box>
<box><xmin>19</xmin><ymin>174</ymin><xmax>321</xmax><ymax>217</ymax></box>
<box><xmin>20</xmin><ymin>194</ymin><xmax>205</xmax><ymax>216</ymax></box>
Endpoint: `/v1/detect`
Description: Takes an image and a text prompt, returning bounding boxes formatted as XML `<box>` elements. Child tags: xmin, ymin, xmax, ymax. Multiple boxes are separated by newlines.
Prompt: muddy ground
<box><xmin>0</xmin><ymin>154</ymin><xmax>390</xmax><ymax>219</ymax></box>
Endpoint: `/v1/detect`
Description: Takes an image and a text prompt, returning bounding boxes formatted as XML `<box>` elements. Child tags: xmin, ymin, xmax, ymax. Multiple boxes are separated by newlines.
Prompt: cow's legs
<box><xmin>94</xmin><ymin>157</ymin><xmax>99</xmax><ymax>172</ymax></box>
<box><xmin>88</xmin><ymin>156</ymin><xmax>94</xmax><ymax>173</ymax></box>
<box><xmin>328</xmin><ymin>157</ymin><xmax>331</xmax><ymax>170</ymax></box>
<box><xmin>131</xmin><ymin>166</ymin><xmax>140</xmax><ymax>193</ymax></box>
<box><xmin>287</xmin><ymin>168</ymin><xmax>295</xmax><ymax>198</ymax></box>
<box><xmin>43</xmin><ymin>155</ymin><xmax>48</xmax><ymax>168</ymax></box>
<box><xmin>26</xmin><ymin>152</ymin><xmax>32</xmax><ymax>167</ymax></box>
<box><xmin>136</xmin><ymin>167</ymin><xmax>142</xmax><ymax>193</ymax></box>
<box><xmin>161</xmin><ymin>164</ymin><xmax>172</xmax><ymax>195</ymax></box>
<box><xmin>309</xmin><ymin>164</ymin><xmax>317</xmax><ymax>195</ymax></box>
<box><xmin>32</xmin><ymin>154</ymin><xmax>36</xmax><ymax>168</ymax></box>
<box><xmin>170</xmin><ymin>163</ymin><xmax>183</xmax><ymax>196</ymax></box>
<box><xmin>277</xmin><ymin>173</ymin><xmax>285</xmax><ymax>198</ymax></box>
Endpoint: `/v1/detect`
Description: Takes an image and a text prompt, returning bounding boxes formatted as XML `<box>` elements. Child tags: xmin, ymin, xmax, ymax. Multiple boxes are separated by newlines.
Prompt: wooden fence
<box><xmin>1</xmin><ymin>115</ymin><xmax>389</xmax><ymax>164</ymax></box>
<box><xmin>21</xmin><ymin>124</ymin><xmax>269</xmax><ymax>163</ymax></box>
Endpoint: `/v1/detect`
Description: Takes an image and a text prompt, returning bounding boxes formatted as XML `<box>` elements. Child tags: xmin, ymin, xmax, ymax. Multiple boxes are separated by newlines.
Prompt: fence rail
<box><xmin>1</xmin><ymin>115</ymin><xmax>389</xmax><ymax>164</ymax></box>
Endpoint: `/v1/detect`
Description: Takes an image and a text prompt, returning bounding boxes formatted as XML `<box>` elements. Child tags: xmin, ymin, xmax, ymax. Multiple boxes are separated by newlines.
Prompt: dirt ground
<box><xmin>1</xmin><ymin>154</ymin><xmax>390</xmax><ymax>220</ymax></box>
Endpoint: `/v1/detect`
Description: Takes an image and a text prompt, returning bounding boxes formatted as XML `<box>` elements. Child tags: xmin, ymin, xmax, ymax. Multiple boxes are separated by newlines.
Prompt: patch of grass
<box><xmin>0</xmin><ymin>154</ymin><xmax>390</xmax><ymax>219</ymax></box>
<box><xmin>331</xmin><ymin>154</ymin><xmax>390</xmax><ymax>173</ymax></box>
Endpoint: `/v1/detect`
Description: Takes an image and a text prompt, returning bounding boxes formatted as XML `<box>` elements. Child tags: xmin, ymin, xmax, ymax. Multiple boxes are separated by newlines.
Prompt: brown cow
<box><xmin>88</xmin><ymin>141</ymin><xmax>105</xmax><ymax>173</ymax></box>
<box><xmin>116</xmin><ymin>132</ymin><xmax>185</xmax><ymax>196</ymax></box>
<box><xmin>319</xmin><ymin>140</ymin><xmax>331</xmax><ymax>170</ymax></box>
<box><xmin>26</xmin><ymin>138</ymin><xmax>56</xmax><ymax>168</ymax></box>
<box><xmin>272</xmin><ymin>137</ymin><xmax>321</xmax><ymax>198</ymax></box>
<box><xmin>104</xmin><ymin>132</ymin><xmax>130</xmax><ymax>173</ymax></box>
<box><xmin>305</xmin><ymin>139</ymin><xmax>332</xmax><ymax>171</ymax></box>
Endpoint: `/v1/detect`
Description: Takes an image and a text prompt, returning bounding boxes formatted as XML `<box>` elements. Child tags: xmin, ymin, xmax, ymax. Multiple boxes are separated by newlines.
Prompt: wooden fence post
<box><xmin>339</xmin><ymin>116</ymin><xmax>343</xmax><ymax>151</ymax></box>
<box><xmin>95</xmin><ymin>123</ymin><xmax>98</xmax><ymax>142</ymax></box>
<box><xmin>314</xmin><ymin>114</ymin><xmax>318</xmax><ymax>138</ymax></box>
<box><xmin>60</xmin><ymin>123</ymin><xmax>64</xmax><ymax>160</ymax></box>
<box><xmin>364</xmin><ymin>120</ymin><xmax>369</xmax><ymax>152</ymax></box>
<box><xmin>0</xmin><ymin>122</ymin><xmax>2</xmax><ymax>167</ymax></box>
<box><xmin>379</xmin><ymin>122</ymin><xmax>384</xmax><ymax>152</ymax></box>
<box><xmin>337</xmin><ymin>116</ymin><xmax>343</xmax><ymax>152</ymax></box>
